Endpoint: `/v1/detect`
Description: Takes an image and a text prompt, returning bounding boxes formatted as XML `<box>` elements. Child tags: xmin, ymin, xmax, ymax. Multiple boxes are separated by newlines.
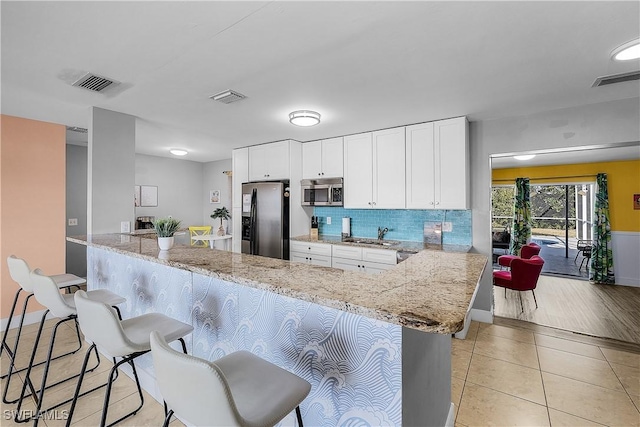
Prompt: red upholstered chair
<box><xmin>493</xmin><ymin>255</ymin><xmax>544</xmax><ymax>312</ymax></box>
<box><xmin>497</xmin><ymin>242</ymin><xmax>541</xmax><ymax>269</ymax></box>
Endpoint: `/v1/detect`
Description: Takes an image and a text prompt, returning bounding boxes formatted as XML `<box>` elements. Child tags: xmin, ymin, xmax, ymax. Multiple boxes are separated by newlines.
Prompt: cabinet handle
<box><xmin>318</xmin><ymin>173</ymin><xmax>321</xmax><ymax>176</ymax></box>
<box><xmin>372</xmin><ymin>202</ymin><xmax>377</xmax><ymax>206</ymax></box>
<box><xmin>368</xmin><ymin>202</ymin><xmax>372</xmax><ymax>206</ymax></box>
<box><xmin>321</xmin><ymin>172</ymin><xmax>324</xmax><ymax>175</ymax></box>
<box><xmin>435</xmin><ymin>201</ymin><xmax>440</xmax><ymax>205</ymax></box>
<box><xmin>429</xmin><ymin>201</ymin><xmax>434</xmax><ymax>205</ymax></box>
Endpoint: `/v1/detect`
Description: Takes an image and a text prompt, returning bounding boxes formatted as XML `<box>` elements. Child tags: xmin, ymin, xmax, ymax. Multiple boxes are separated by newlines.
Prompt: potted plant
<box><xmin>210</xmin><ymin>206</ymin><xmax>231</xmax><ymax>236</ymax></box>
<box><xmin>153</xmin><ymin>217</ymin><xmax>182</xmax><ymax>250</ymax></box>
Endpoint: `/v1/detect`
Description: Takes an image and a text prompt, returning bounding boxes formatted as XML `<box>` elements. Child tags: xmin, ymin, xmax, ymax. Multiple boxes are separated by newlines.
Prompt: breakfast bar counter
<box><xmin>69</xmin><ymin>234</ymin><xmax>487</xmax><ymax>426</ymax></box>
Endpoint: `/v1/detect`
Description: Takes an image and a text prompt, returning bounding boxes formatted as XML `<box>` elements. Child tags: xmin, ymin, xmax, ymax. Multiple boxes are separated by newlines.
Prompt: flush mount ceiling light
<box><xmin>169</xmin><ymin>149</ymin><xmax>188</xmax><ymax>156</ymax></box>
<box><xmin>611</xmin><ymin>38</ymin><xmax>640</xmax><ymax>61</ymax></box>
<box><xmin>289</xmin><ymin>110</ymin><xmax>321</xmax><ymax>127</ymax></box>
<box><xmin>513</xmin><ymin>154</ymin><xmax>536</xmax><ymax>161</ymax></box>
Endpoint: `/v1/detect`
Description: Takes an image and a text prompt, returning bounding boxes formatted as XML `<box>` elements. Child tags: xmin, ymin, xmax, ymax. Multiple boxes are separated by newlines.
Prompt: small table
<box><xmin>190</xmin><ymin>234</ymin><xmax>232</xmax><ymax>250</ymax></box>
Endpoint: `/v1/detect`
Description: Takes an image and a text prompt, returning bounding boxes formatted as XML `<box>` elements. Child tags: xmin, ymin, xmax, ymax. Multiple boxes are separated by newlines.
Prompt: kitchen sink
<box><xmin>342</xmin><ymin>238</ymin><xmax>400</xmax><ymax>247</ymax></box>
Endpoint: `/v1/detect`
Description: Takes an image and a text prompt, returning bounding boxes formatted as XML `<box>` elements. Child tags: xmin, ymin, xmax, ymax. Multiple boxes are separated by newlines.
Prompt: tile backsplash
<box><xmin>313</xmin><ymin>207</ymin><xmax>472</xmax><ymax>246</ymax></box>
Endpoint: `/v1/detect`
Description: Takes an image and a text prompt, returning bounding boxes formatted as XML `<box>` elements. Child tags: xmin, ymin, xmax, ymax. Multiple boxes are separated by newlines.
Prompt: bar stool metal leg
<box><xmin>13</xmin><ymin>313</ymin><xmax>102</xmax><ymax>425</ymax></box>
<box><xmin>2</xmin><ymin>303</ymin><xmax>84</xmax><ymax>405</ymax></box>
<box><xmin>0</xmin><ymin>288</ymin><xmax>23</xmax><ymax>359</ymax></box>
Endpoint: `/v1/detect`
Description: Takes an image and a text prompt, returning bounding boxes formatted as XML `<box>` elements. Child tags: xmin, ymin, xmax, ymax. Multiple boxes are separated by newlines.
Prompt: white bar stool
<box><xmin>1</xmin><ymin>255</ymin><xmax>86</xmax><ymax>405</ymax></box>
<box><xmin>13</xmin><ymin>269</ymin><xmax>126</xmax><ymax>425</ymax></box>
<box><xmin>66</xmin><ymin>290</ymin><xmax>194</xmax><ymax>427</ymax></box>
<box><xmin>150</xmin><ymin>331</ymin><xmax>311</xmax><ymax>427</ymax></box>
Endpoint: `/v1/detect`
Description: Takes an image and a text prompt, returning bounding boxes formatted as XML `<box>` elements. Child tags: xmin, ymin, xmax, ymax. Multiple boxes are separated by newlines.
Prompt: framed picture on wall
<box><xmin>210</xmin><ymin>190</ymin><xmax>220</xmax><ymax>204</ymax></box>
<box><xmin>140</xmin><ymin>185</ymin><xmax>158</xmax><ymax>207</ymax></box>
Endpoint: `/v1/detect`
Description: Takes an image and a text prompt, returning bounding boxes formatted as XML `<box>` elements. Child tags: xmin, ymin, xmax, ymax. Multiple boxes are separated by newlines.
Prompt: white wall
<box><xmin>88</xmin><ymin>107</ymin><xmax>135</xmax><ymax>233</ymax></box>
<box><xmin>135</xmin><ymin>154</ymin><xmax>204</xmax><ymax>228</ymax></box>
<box><xmin>470</xmin><ymin>97</ymin><xmax>640</xmax><ymax>313</ymax></box>
<box><xmin>611</xmin><ymin>232</ymin><xmax>640</xmax><ymax>287</ymax></box>
<box><xmin>203</xmin><ymin>159</ymin><xmax>233</xmax><ymax>233</ymax></box>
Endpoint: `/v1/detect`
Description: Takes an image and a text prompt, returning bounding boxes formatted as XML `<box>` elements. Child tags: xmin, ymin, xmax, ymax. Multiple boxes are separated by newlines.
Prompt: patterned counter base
<box><xmin>87</xmin><ymin>246</ymin><xmax>451</xmax><ymax>426</ymax></box>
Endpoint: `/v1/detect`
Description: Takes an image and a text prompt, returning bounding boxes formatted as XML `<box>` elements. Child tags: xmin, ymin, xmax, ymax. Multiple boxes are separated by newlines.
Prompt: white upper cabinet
<box><xmin>406</xmin><ymin>123</ymin><xmax>435</xmax><ymax>209</ymax></box>
<box><xmin>372</xmin><ymin>127</ymin><xmax>406</xmax><ymax>209</ymax></box>
<box><xmin>301</xmin><ymin>137</ymin><xmax>344</xmax><ymax>179</ymax></box>
<box><xmin>344</xmin><ymin>128</ymin><xmax>405</xmax><ymax>209</ymax></box>
<box><xmin>248</xmin><ymin>140</ymin><xmax>290</xmax><ymax>181</ymax></box>
<box><xmin>344</xmin><ymin>132</ymin><xmax>374</xmax><ymax>208</ymax></box>
<box><xmin>406</xmin><ymin>117</ymin><xmax>469</xmax><ymax>209</ymax></box>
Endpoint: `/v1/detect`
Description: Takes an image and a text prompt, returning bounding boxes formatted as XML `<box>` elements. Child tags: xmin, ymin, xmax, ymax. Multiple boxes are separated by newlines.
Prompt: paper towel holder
<box><xmin>341</xmin><ymin>217</ymin><xmax>351</xmax><ymax>239</ymax></box>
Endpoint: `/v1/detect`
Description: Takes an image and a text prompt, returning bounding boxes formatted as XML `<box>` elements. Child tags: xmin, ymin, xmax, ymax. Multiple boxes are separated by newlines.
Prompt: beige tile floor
<box><xmin>454</xmin><ymin>321</ymin><xmax>640</xmax><ymax>427</ymax></box>
<box><xmin>2</xmin><ymin>318</ymin><xmax>640</xmax><ymax>426</ymax></box>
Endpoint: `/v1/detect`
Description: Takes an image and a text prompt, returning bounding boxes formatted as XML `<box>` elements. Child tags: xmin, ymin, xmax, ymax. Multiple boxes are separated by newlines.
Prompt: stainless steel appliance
<box><xmin>301</xmin><ymin>178</ymin><xmax>343</xmax><ymax>206</ymax></box>
<box><xmin>241</xmin><ymin>181</ymin><xmax>290</xmax><ymax>260</ymax></box>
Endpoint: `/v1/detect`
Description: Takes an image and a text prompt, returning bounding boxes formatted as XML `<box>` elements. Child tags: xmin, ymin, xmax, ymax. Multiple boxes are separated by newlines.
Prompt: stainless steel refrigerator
<box><xmin>241</xmin><ymin>181</ymin><xmax>290</xmax><ymax>260</ymax></box>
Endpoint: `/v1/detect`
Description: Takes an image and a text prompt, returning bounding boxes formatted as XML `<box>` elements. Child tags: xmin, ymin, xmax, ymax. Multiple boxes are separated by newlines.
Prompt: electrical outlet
<box><xmin>120</xmin><ymin>221</ymin><xmax>131</xmax><ymax>233</ymax></box>
<box><xmin>327</xmin><ymin>217</ymin><xmax>331</xmax><ymax>225</ymax></box>
<box><xmin>68</xmin><ymin>218</ymin><xmax>78</xmax><ymax>226</ymax></box>
<box><xmin>442</xmin><ymin>222</ymin><xmax>453</xmax><ymax>232</ymax></box>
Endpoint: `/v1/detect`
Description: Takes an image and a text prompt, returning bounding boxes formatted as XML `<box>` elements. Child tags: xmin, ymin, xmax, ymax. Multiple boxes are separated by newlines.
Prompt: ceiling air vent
<box><xmin>592</xmin><ymin>70</ymin><xmax>640</xmax><ymax>87</ymax></box>
<box><xmin>209</xmin><ymin>90</ymin><xmax>247</xmax><ymax>104</ymax></box>
<box><xmin>71</xmin><ymin>72</ymin><xmax>120</xmax><ymax>92</ymax></box>
<box><xmin>66</xmin><ymin>126</ymin><xmax>88</xmax><ymax>133</ymax></box>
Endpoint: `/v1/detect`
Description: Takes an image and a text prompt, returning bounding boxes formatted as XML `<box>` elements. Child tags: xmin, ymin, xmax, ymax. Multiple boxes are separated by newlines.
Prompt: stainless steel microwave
<box><xmin>301</xmin><ymin>178</ymin><xmax>343</xmax><ymax>206</ymax></box>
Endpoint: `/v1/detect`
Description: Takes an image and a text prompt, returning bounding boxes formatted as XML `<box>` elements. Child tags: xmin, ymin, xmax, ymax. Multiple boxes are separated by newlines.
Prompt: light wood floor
<box><xmin>494</xmin><ymin>274</ymin><xmax>640</xmax><ymax>344</ymax></box>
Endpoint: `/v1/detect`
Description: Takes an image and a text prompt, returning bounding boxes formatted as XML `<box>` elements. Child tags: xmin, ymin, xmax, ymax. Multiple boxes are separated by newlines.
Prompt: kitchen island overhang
<box><xmin>69</xmin><ymin>234</ymin><xmax>486</xmax><ymax>426</ymax></box>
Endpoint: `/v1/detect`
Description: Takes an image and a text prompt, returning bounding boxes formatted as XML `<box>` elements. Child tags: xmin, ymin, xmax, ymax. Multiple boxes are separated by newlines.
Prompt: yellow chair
<box><xmin>188</xmin><ymin>226</ymin><xmax>212</xmax><ymax>247</ymax></box>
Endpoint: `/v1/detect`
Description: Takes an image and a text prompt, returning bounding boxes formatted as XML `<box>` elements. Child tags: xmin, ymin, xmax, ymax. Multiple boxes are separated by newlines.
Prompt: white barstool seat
<box><xmin>13</xmin><ymin>269</ymin><xmax>126</xmax><ymax>425</ymax></box>
<box><xmin>150</xmin><ymin>331</ymin><xmax>311</xmax><ymax>427</ymax></box>
<box><xmin>1</xmin><ymin>256</ymin><xmax>86</xmax><ymax>404</ymax></box>
<box><xmin>66</xmin><ymin>290</ymin><xmax>193</xmax><ymax>427</ymax></box>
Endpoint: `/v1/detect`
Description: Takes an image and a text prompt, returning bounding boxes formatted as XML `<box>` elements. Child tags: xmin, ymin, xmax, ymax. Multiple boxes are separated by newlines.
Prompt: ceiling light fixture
<box><xmin>513</xmin><ymin>154</ymin><xmax>536</xmax><ymax>161</ymax></box>
<box><xmin>611</xmin><ymin>38</ymin><xmax>640</xmax><ymax>61</ymax></box>
<box><xmin>170</xmin><ymin>149</ymin><xmax>188</xmax><ymax>156</ymax></box>
<box><xmin>289</xmin><ymin>110</ymin><xmax>321</xmax><ymax>127</ymax></box>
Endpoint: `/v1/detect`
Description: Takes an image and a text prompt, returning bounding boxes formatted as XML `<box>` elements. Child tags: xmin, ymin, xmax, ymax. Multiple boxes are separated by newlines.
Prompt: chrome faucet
<box><xmin>377</xmin><ymin>227</ymin><xmax>389</xmax><ymax>241</ymax></box>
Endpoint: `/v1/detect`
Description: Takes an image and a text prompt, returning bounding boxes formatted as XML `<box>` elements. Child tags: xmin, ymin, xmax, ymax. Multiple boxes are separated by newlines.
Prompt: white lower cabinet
<box><xmin>290</xmin><ymin>241</ymin><xmax>333</xmax><ymax>267</ymax></box>
<box><xmin>291</xmin><ymin>253</ymin><xmax>332</xmax><ymax>267</ymax></box>
<box><xmin>291</xmin><ymin>241</ymin><xmax>397</xmax><ymax>274</ymax></box>
<box><xmin>331</xmin><ymin>245</ymin><xmax>397</xmax><ymax>274</ymax></box>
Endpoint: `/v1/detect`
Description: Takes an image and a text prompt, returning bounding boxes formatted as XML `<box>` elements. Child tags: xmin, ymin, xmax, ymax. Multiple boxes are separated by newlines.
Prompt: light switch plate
<box><xmin>120</xmin><ymin>221</ymin><xmax>131</xmax><ymax>233</ymax></box>
<box><xmin>327</xmin><ymin>217</ymin><xmax>332</xmax><ymax>225</ymax></box>
<box><xmin>68</xmin><ymin>218</ymin><xmax>78</xmax><ymax>226</ymax></box>
<box><xmin>442</xmin><ymin>222</ymin><xmax>453</xmax><ymax>232</ymax></box>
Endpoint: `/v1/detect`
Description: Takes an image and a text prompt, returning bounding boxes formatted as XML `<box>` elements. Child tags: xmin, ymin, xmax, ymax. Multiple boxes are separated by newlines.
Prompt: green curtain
<box><xmin>590</xmin><ymin>173</ymin><xmax>615</xmax><ymax>284</ymax></box>
<box><xmin>510</xmin><ymin>177</ymin><xmax>531</xmax><ymax>255</ymax></box>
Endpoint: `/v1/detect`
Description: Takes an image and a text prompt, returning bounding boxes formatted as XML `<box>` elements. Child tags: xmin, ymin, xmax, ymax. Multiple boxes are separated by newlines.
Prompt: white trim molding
<box><xmin>445</xmin><ymin>402</ymin><xmax>456</xmax><ymax>427</ymax></box>
<box><xmin>470</xmin><ymin>308</ymin><xmax>493</xmax><ymax>324</ymax></box>
<box><xmin>1</xmin><ymin>309</ymin><xmax>53</xmax><ymax>332</ymax></box>
<box><xmin>611</xmin><ymin>231</ymin><xmax>640</xmax><ymax>287</ymax></box>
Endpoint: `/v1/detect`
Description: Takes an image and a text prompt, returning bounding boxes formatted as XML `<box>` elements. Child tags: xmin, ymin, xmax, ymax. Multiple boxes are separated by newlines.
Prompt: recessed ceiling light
<box><xmin>612</xmin><ymin>39</ymin><xmax>640</xmax><ymax>61</ymax></box>
<box><xmin>514</xmin><ymin>154</ymin><xmax>535</xmax><ymax>161</ymax></box>
<box><xmin>289</xmin><ymin>110</ymin><xmax>321</xmax><ymax>127</ymax></box>
<box><xmin>170</xmin><ymin>149</ymin><xmax>188</xmax><ymax>156</ymax></box>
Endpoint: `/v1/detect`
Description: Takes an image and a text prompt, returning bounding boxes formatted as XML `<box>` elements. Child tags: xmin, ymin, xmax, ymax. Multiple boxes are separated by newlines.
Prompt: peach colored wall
<box><xmin>1</xmin><ymin>115</ymin><xmax>66</xmax><ymax>319</ymax></box>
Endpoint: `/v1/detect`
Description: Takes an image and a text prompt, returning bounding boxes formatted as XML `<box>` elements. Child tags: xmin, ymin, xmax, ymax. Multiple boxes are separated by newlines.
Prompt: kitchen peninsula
<box><xmin>69</xmin><ymin>234</ymin><xmax>486</xmax><ymax>426</ymax></box>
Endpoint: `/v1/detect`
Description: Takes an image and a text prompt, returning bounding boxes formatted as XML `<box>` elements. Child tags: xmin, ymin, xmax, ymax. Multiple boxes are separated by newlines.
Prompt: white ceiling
<box><xmin>491</xmin><ymin>143</ymin><xmax>640</xmax><ymax>169</ymax></box>
<box><xmin>2</xmin><ymin>1</ymin><xmax>639</xmax><ymax>163</ymax></box>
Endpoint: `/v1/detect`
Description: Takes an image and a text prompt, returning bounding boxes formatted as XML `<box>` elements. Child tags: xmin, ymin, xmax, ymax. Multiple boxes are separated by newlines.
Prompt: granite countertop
<box><xmin>291</xmin><ymin>234</ymin><xmax>471</xmax><ymax>254</ymax></box>
<box><xmin>68</xmin><ymin>234</ymin><xmax>487</xmax><ymax>334</ymax></box>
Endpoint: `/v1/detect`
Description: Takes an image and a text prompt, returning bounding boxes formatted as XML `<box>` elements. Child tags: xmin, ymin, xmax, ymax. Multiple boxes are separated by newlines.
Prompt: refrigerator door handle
<box><xmin>249</xmin><ymin>188</ymin><xmax>258</xmax><ymax>255</ymax></box>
